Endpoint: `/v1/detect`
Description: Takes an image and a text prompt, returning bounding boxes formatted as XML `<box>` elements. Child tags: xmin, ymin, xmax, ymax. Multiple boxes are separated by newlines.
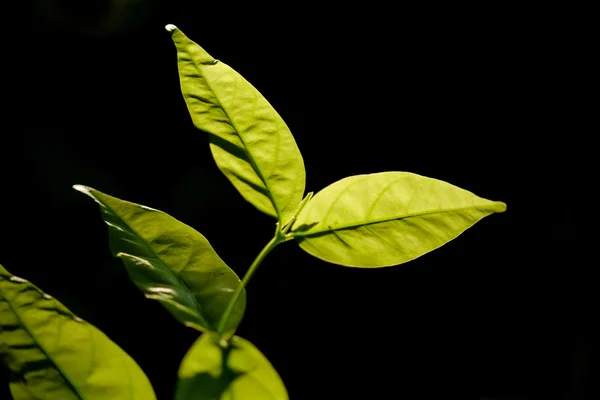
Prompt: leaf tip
<box><xmin>72</xmin><ymin>184</ymin><xmax>92</xmax><ymax>195</ymax></box>
<box><xmin>165</xmin><ymin>24</ymin><xmax>178</xmax><ymax>33</ymax></box>
<box><xmin>495</xmin><ymin>201</ymin><xmax>507</xmax><ymax>213</ymax></box>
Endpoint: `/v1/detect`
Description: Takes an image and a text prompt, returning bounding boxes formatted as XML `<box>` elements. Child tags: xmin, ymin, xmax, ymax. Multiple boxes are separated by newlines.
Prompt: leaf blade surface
<box><xmin>73</xmin><ymin>185</ymin><xmax>245</xmax><ymax>335</ymax></box>
<box><xmin>176</xmin><ymin>332</ymin><xmax>288</xmax><ymax>400</ymax></box>
<box><xmin>167</xmin><ymin>25</ymin><xmax>306</xmax><ymax>224</ymax></box>
<box><xmin>0</xmin><ymin>264</ymin><xmax>156</xmax><ymax>400</ymax></box>
<box><xmin>291</xmin><ymin>172</ymin><xmax>506</xmax><ymax>267</ymax></box>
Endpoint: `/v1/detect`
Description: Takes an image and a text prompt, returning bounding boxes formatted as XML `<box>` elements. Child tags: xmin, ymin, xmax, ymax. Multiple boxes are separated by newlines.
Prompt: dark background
<box><xmin>1</xmin><ymin>1</ymin><xmax>593</xmax><ymax>399</ymax></box>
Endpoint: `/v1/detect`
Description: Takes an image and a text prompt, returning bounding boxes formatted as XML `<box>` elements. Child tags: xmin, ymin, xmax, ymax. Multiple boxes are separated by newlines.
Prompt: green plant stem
<box><xmin>217</xmin><ymin>233</ymin><xmax>283</xmax><ymax>335</ymax></box>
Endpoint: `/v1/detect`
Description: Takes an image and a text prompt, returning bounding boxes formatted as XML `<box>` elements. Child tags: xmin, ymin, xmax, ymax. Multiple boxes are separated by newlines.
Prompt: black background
<box><xmin>1</xmin><ymin>1</ymin><xmax>593</xmax><ymax>399</ymax></box>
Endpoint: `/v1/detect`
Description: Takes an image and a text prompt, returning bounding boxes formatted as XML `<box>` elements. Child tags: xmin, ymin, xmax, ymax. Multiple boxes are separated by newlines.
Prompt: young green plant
<box><xmin>0</xmin><ymin>24</ymin><xmax>506</xmax><ymax>400</ymax></box>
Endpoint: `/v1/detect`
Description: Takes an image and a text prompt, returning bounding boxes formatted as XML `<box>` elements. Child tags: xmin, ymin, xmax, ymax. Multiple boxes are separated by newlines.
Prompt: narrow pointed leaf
<box><xmin>290</xmin><ymin>171</ymin><xmax>506</xmax><ymax>267</ymax></box>
<box><xmin>73</xmin><ymin>185</ymin><xmax>246</xmax><ymax>336</ymax></box>
<box><xmin>166</xmin><ymin>24</ymin><xmax>305</xmax><ymax>224</ymax></box>
<box><xmin>176</xmin><ymin>332</ymin><xmax>288</xmax><ymax>400</ymax></box>
<box><xmin>0</xmin><ymin>264</ymin><xmax>156</xmax><ymax>400</ymax></box>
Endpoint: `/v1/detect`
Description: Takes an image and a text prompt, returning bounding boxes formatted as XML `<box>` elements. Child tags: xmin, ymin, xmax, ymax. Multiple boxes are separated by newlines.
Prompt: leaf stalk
<box><xmin>217</xmin><ymin>230</ymin><xmax>283</xmax><ymax>335</ymax></box>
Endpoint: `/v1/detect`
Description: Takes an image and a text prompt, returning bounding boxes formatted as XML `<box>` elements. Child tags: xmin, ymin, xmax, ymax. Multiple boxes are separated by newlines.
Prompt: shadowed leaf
<box><xmin>0</xmin><ymin>264</ymin><xmax>156</xmax><ymax>400</ymax></box>
<box><xmin>176</xmin><ymin>332</ymin><xmax>288</xmax><ymax>400</ymax></box>
<box><xmin>73</xmin><ymin>185</ymin><xmax>246</xmax><ymax>336</ymax></box>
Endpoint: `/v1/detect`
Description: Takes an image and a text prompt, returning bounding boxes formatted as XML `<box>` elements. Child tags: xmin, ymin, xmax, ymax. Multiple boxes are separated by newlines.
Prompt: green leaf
<box><xmin>290</xmin><ymin>171</ymin><xmax>506</xmax><ymax>267</ymax></box>
<box><xmin>176</xmin><ymin>332</ymin><xmax>288</xmax><ymax>400</ymax></box>
<box><xmin>73</xmin><ymin>185</ymin><xmax>246</xmax><ymax>336</ymax></box>
<box><xmin>166</xmin><ymin>24</ymin><xmax>306</xmax><ymax>225</ymax></box>
<box><xmin>0</xmin><ymin>264</ymin><xmax>156</xmax><ymax>400</ymax></box>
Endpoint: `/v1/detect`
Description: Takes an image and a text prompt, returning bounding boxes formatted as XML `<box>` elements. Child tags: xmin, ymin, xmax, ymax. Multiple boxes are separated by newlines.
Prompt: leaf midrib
<box><xmin>0</xmin><ymin>280</ymin><xmax>85</xmax><ymax>399</ymax></box>
<box><xmin>96</xmin><ymin>193</ymin><xmax>213</xmax><ymax>331</ymax></box>
<box><xmin>184</xmin><ymin>43</ymin><xmax>281</xmax><ymax>221</ymax></box>
<box><xmin>292</xmin><ymin>204</ymin><xmax>499</xmax><ymax>237</ymax></box>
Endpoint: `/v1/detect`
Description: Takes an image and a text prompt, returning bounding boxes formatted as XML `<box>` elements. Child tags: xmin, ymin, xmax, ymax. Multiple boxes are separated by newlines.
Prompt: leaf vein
<box><xmin>320</xmin><ymin>175</ymin><xmax>370</xmax><ymax>227</ymax></box>
<box><xmin>293</xmin><ymin>204</ymin><xmax>493</xmax><ymax>237</ymax></box>
<box><xmin>100</xmin><ymin>201</ymin><xmax>213</xmax><ymax>330</ymax></box>
<box><xmin>364</xmin><ymin>177</ymin><xmax>407</xmax><ymax>221</ymax></box>
<box><xmin>0</xmin><ymin>281</ymin><xmax>85</xmax><ymax>399</ymax></box>
<box><xmin>186</xmin><ymin>53</ymin><xmax>281</xmax><ymax>219</ymax></box>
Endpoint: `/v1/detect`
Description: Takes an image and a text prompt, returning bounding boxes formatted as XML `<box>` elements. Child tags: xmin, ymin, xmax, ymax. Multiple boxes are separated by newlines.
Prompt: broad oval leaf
<box><xmin>176</xmin><ymin>332</ymin><xmax>288</xmax><ymax>400</ymax></box>
<box><xmin>73</xmin><ymin>185</ymin><xmax>246</xmax><ymax>336</ymax></box>
<box><xmin>0</xmin><ymin>264</ymin><xmax>156</xmax><ymax>400</ymax></box>
<box><xmin>166</xmin><ymin>24</ymin><xmax>306</xmax><ymax>225</ymax></box>
<box><xmin>290</xmin><ymin>171</ymin><xmax>506</xmax><ymax>267</ymax></box>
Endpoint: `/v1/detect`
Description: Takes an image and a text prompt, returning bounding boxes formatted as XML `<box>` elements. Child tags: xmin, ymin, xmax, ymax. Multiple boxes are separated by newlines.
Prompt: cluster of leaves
<box><xmin>0</xmin><ymin>25</ymin><xmax>506</xmax><ymax>399</ymax></box>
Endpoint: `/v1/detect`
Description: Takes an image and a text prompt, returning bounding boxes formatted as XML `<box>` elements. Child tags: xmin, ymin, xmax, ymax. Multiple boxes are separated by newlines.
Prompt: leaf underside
<box><xmin>73</xmin><ymin>185</ymin><xmax>246</xmax><ymax>336</ymax></box>
<box><xmin>176</xmin><ymin>332</ymin><xmax>288</xmax><ymax>400</ymax></box>
<box><xmin>0</xmin><ymin>264</ymin><xmax>156</xmax><ymax>400</ymax></box>
<box><xmin>291</xmin><ymin>171</ymin><xmax>506</xmax><ymax>267</ymax></box>
<box><xmin>168</xmin><ymin>26</ymin><xmax>306</xmax><ymax>225</ymax></box>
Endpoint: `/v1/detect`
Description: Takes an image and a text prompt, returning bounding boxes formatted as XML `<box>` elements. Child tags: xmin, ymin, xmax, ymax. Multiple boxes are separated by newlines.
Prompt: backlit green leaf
<box><xmin>73</xmin><ymin>185</ymin><xmax>246</xmax><ymax>336</ymax></box>
<box><xmin>176</xmin><ymin>332</ymin><xmax>288</xmax><ymax>400</ymax></box>
<box><xmin>0</xmin><ymin>264</ymin><xmax>156</xmax><ymax>400</ymax></box>
<box><xmin>166</xmin><ymin>24</ymin><xmax>306</xmax><ymax>225</ymax></box>
<box><xmin>290</xmin><ymin>172</ymin><xmax>506</xmax><ymax>267</ymax></box>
